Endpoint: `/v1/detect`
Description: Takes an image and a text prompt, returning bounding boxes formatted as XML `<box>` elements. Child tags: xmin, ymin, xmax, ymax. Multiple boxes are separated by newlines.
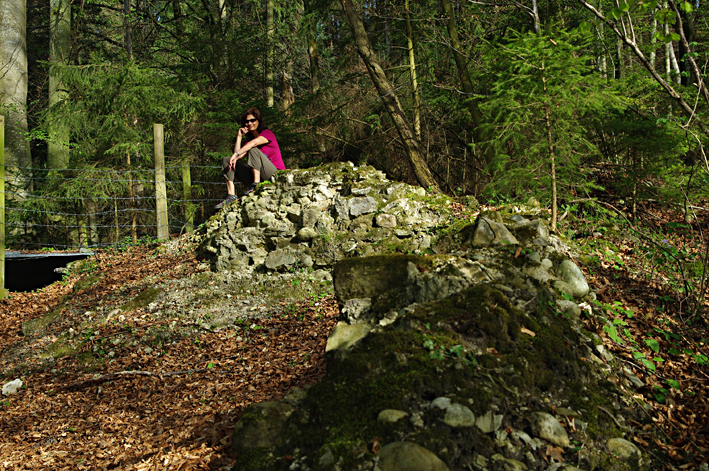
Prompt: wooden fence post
<box><xmin>0</xmin><ymin>116</ymin><xmax>5</xmax><ymax>299</ymax></box>
<box><xmin>154</xmin><ymin>124</ymin><xmax>169</xmax><ymax>241</ymax></box>
<box><xmin>182</xmin><ymin>160</ymin><xmax>194</xmax><ymax>233</ymax></box>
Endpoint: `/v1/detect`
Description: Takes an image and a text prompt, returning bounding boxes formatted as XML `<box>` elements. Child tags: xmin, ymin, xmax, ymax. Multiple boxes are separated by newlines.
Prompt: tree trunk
<box><xmin>127</xmin><ymin>151</ymin><xmax>137</xmax><ymax>243</ymax></box>
<box><xmin>172</xmin><ymin>0</ymin><xmax>183</xmax><ymax>37</ymax></box>
<box><xmin>49</xmin><ymin>0</ymin><xmax>71</xmax><ymax>170</ymax></box>
<box><xmin>405</xmin><ymin>0</ymin><xmax>421</xmax><ymax>141</ymax></box>
<box><xmin>665</xmin><ymin>18</ymin><xmax>681</xmax><ymax>84</ymax></box>
<box><xmin>0</xmin><ymin>0</ymin><xmax>32</xmax><ymax>190</ymax></box>
<box><xmin>650</xmin><ymin>16</ymin><xmax>657</xmax><ymax>69</ymax></box>
<box><xmin>281</xmin><ymin>0</ymin><xmax>302</xmax><ymax>113</ymax></box>
<box><xmin>341</xmin><ymin>0</ymin><xmax>440</xmax><ymax>193</ymax></box>
<box><xmin>531</xmin><ymin>0</ymin><xmax>541</xmax><ymax>34</ymax></box>
<box><xmin>542</xmin><ymin>64</ymin><xmax>557</xmax><ymax>231</ymax></box>
<box><xmin>677</xmin><ymin>9</ymin><xmax>696</xmax><ymax>87</ymax></box>
<box><xmin>615</xmin><ymin>36</ymin><xmax>622</xmax><ymax>79</ymax></box>
<box><xmin>124</xmin><ymin>0</ymin><xmax>133</xmax><ymax>59</ymax></box>
<box><xmin>182</xmin><ymin>160</ymin><xmax>194</xmax><ymax>233</ymax></box>
<box><xmin>265</xmin><ymin>0</ymin><xmax>274</xmax><ymax>107</ymax></box>
<box><xmin>307</xmin><ymin>23</ymin><xmax>320</xmax><ymax>93</ymax></box>
<box><xmin>439</xmin><ymin>0</ymin><xmax>491</xmax><ymax>164</ymax></box>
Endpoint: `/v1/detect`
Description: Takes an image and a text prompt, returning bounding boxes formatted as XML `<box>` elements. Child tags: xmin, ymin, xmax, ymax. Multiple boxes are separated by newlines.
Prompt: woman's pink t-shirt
<box><xmin>255</xmin><ymin>129</ymin><xmax>285</xmax><ymax>170</ymax></box>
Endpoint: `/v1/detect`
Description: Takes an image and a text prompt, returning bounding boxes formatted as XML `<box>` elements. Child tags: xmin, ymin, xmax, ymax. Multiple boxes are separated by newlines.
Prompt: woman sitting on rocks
<box><xmin>215</xmin><ymin>108</ymin><xmax>286</xmax><ymax>209</ymax></box>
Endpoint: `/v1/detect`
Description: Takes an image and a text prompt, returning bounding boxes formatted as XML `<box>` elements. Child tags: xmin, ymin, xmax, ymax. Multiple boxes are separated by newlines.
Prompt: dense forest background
<box><xmin>1</xmin><ymin>0</ymin><xmax>708</xmax><ymax>247</ymax></box>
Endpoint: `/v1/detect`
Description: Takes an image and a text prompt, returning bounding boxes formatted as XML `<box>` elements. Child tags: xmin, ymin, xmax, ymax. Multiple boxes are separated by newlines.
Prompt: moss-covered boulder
<box><xmin>230</xmin><ymin>277</ymin><xmax>650</xmax><ymax>471</ymax></box>
<box><xmin>226</xmin><ymin>204</ymin><xmax>662</xmax><ymax>471</ymax></box>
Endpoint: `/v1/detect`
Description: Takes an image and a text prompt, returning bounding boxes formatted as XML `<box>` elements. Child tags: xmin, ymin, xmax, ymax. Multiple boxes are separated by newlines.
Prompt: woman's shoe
<box><xmin>243</xmin><ymin>182</ymin><xmax>258</xmax><ymax>196</ymax></box>
<box><xmin>214</xmin><ymin>194</ymin><xmax>238</xmax><ymax>209</ymax></box>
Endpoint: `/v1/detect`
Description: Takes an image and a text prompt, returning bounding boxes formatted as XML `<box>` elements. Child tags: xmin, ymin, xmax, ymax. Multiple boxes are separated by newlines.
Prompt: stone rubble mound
<box><xmin>199</xmin><ymin>162</ymin><xmax>456</xmax><ymax>272</ymax></box>
<box><xmin>202</xmin><ymin>164</ymin><xmax>653</xmax><ymax>471</ymax></box>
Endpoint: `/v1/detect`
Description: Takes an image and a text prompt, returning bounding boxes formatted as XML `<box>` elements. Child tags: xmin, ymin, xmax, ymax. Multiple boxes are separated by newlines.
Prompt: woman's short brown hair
<box><xmin>241</xmin><ymin>107</ymin><xmax>266</xmax><ymax>133</ymax></box>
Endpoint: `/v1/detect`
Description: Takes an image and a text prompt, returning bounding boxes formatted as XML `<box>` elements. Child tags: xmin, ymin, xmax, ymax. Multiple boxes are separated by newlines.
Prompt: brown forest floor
<box><xmin>0</xmin><ymin>247</ymin><xmax>339</xmax><ymax>469</ymax></box>
<box><xmin>0</xmin><ymin>199</ymin><xmax>708</xmax><ymax>470</ymax></box>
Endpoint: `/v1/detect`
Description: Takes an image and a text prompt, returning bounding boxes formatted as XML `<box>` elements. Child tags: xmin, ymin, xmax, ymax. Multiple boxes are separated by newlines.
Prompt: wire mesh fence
<box><xmin>3</xmin><ymin>163</ymin><xmax>227</xmax><ymax>250</ymax></box>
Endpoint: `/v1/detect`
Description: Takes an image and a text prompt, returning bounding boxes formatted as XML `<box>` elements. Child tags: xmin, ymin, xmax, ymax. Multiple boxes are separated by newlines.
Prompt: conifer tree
<box><xmin>483</xmin><ymin>29</ymin><xmax>610</xmax><ymax>229</ymax></box>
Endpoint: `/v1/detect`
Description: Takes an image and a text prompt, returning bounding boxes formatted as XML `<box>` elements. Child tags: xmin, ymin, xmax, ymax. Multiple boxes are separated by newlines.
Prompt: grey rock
<box><xmin>315</xmin><ymin>445</ymin><xmax>336</xmax><ymax>471</ymax></box>
<box><xmin>231</xmin><ymin>401</ymin><xmax>294</xmax><ymax>454</ymax></box>
<box><xmin>283</xmin><ymin>387</ymin><xmax>307</xmax><ymax>405</ymax></box>
<box><xmin>623</xmin><ymin>368</ymin><xmax>645</xmax><ymax>388</ymax></box>
<box><xmin>313</xmin><ymin>269</ymin><xmax>333</xmax><ymax>282</ymax></box>
<box><xmin>332</xmin><ymin>195</ymin><xmax>349</xmax><ymax>222</ymax></box>
<box><xmin>410</xmin><ymin>412</ymin><xmax>424</xmax><ymax>428</ymax></box>
<box><xmin>476</xmin><ymin>410</ymin><xmax>503</xmax><ymax>434</ymax></box>
<box><xmin>351</xmin><ymin>187</ymin><xmax>371</xmax><ymax>196</ymax></box>
<box><xmin>297</xmin><ymin>227</ymin><xmax>319</xmax><ymax>241</ymax></box>
<box><xmin>607</xmin><ymin>437</ymin><xmax>642</xmax><ymax>461</ymax></box>
<box><xmin>377</xmin><ymin>409</ymin><xmax>409</xmax><ymax>423</ymax></box>
<box><xmin>283</xmin><ymin>204</ymin><xmax>301</xmax><ymax>224</ymax></box>
<box><xmin>556</xmin><ymin>300</ymin><xmax>581</xmax><ymax>321</ymax></box>
<box><xmin>378</xmin><ymin>442</ymin><xmax>449</xmax><ymax>471</ymax></box>
<box><xmin>529</xmin><ymin>412</ymin><xmax>570</xmax><ymax>447</ymax></box>
<box><xmin>432</xmin><ymin>397</ymin><xmax>476</xmax><ymax>427</ymax></box>
<box><xmin>349</xmin><ymin>196</ymin><xmax>378</xmax><ymax>217</ymax></box>
<box><xmin>315</xmin><ymin>214</ymin><xmax>335</xmax><ymax>234</ymax></box>
<box><xmin>511</xmin><ymin>429</ymin><xmax>538</xmax><ymax>450</ymax></box>
<box><xmin>469</xmin><ymin>217</ymin><xmax>519</xmax><ymax>247</ymax></box>
<box><xmin>527</xmin><ymin>251</ymin><xmax>542</xmax><ymax>264</ymax></box>
<box><xmin>556</xmin><ymin>260</ymin><xmax>590</xmax><ymax>298</ymax></box>
<box><xmin>375</xmin><ymin>213</ymin><xmax>397</xmax><ymax>228</ymax></box>
<box><xmin>596</xmin><ymin>344</ymin><xmax>614</xmax><ymax>363</ymax></box>
<box><xmin>479</xmin><ymin>210</ymin><xmax>504</xmax><ymax>223</ymax></box>
<box><xmin>510</xmin><ymin>218</ymin><xmax>550</xmax><ymax>245</ymax></box>
<box><xmin>524</xmin><ymin>258</ymin><xmax>553</xmax><ymax>283</ymax></box>
<box><xmin>341</xmin><ymin>298</ymin><xmax>372</xmax><ymax>322</ymax></box>
<box><xmin>554</xmin><ymin>408</ymin><xmax>579</xmax><ymax>418</ymax></box>
<box><xmin>264</xmin><ymin>249</ymin><xmax>297</xmax><ymax>270</ymax></box>
<box><xmin>299</xmin><ymin>254</ymin><xmax>314</xmax><ymax>268</ymax></box>
<box><xmin>302</xmin><ymin>207</ymin><xmax>322</xmax><ymax>228</ymax></box>
<box><xmin>490</xmin><ymin>454</ymin><xmax>528</xmax><ymax>471</ymax></box>
<box><xmin>325</xmin><ymin>322</ymin><xmax>372</xmax><ymax>352</ymax></box>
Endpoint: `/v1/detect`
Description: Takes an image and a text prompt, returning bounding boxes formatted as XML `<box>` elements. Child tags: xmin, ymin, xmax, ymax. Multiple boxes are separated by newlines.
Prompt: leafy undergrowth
<box><xmin>0</xmin><ymin>246</ymin><xmax>338</xmax><ymax>470</ymax></box>
<box><xmin>563</xmin><ymin>201</ymin><xmax>709</xmax><ymax>469</ymax></box>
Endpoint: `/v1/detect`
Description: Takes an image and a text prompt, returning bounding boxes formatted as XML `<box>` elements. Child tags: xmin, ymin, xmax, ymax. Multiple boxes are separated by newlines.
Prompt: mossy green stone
<box><xmin>119</xmin><ymin>288</ymin><xmax>162</xmax><ymax>312</ymax></box>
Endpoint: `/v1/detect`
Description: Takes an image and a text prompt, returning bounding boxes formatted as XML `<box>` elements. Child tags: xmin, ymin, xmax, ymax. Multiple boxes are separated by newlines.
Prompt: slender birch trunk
<box><xmin>265</xmin><ymin>0</ymin><xmax>274</xmax><ymax>107</ymax></box>
<box><xmin>405</xmin><ymin>0</ymin><xmax>421</xmax><ymax>141</ymax></box>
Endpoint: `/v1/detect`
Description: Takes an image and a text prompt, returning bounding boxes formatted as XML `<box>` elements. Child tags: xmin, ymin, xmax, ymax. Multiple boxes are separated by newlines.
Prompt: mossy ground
<box><xmin>119</xmin><ymin>288</ymin><xmax>162</xmax><ymax>312</ymax></box>
<box><xmin>21</xmin><ymin>306</ymin><xmax>65</xmax><ymax>336</ymax></box>
<box><xmin>239</xmin><ymin>283</ymin><xmax>646</xmax><ymax>471</ymax></box>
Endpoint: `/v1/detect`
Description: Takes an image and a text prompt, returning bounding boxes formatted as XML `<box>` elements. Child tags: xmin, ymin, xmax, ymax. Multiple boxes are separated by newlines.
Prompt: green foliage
<box><xmin>480</xmin><ymin>28</ymin><xmax>611</xmax><ymax>204</ymax></box>
<box><xmin>40</xmin><ymin>62</ymin><xmax>203</xmax><ymax>166</ymax></box>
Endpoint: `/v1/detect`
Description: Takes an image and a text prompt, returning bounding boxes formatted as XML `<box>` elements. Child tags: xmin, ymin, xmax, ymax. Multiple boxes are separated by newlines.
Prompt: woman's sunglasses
<box><xmin>244</xmin><ymin>118</ymin><xmax>258</xmax><ymax>124</ymax></box>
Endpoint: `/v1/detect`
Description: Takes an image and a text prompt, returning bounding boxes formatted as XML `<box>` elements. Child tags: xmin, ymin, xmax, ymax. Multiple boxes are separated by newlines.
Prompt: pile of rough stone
<box><xmin>199</xmin><ymin>162</ymin><xmax>459</xmax><ymax>272</ymax></box>
<box><xmin>199</xmin><ymin>163</ymin><xmax>653</xmax><ymax>471</ymax></box>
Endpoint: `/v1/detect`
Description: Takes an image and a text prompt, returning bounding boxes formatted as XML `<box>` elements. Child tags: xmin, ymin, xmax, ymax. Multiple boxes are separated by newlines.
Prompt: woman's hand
<box><xmin>229</xmin><ymin>152</ymin><xmax>239</xmax><ymax>169</ymax></box>
<box><xmin>238</xmin><ymin>126</ymin><xmax>248</xmax><ymax>137</ymax></box>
